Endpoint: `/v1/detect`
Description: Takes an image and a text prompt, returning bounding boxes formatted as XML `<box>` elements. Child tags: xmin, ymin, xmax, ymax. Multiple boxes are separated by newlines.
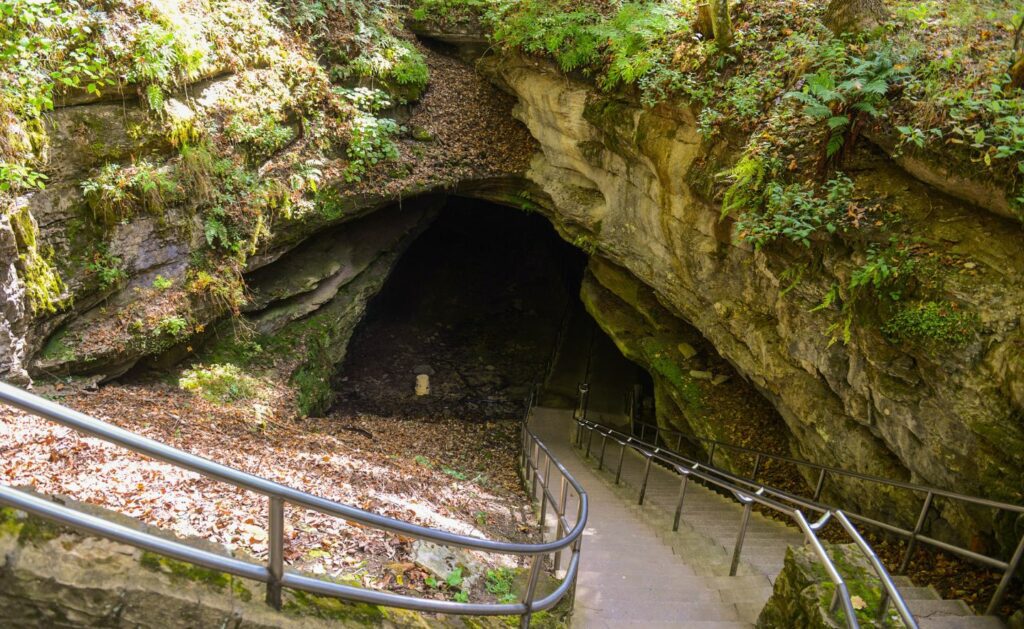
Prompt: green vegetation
<box><xmin>225</xmin><ymin>115</ymin><xmax>296</xmax><ymax>160</ymax></box>
<box><xmin>85</xmin><ymin>248</ymin><xmax>127</xmax><ymax>290</ymax></box>
<box><xmin>0</xmin><ymin>507</ymin><xmax>63</xmax><ymax>545</ymax></box>
<box><xmin>488</xmin><ymin>0</ymin><xmax>685</xmax><ymax>92</ymax></box>
<box><xmin>9</xmin><ymin>205</ymin><xmax>66</xmax><ymax>313</ymax></box>
<box><xmin>152</xmin><ymin>275</ymin><xmax>174</xmax><ymax>290</ymax></box>
<box><xmin>485</xmin><ymin>567</ymin><xmax>519</xmax><ymax>604</ymax></box>
<box><xmin>80</xmin><ymin>160</ymin><xmax>179</xmax><ymax>227</ymax></box>
<box><xmin>178</xmin><ymin>363</ymin><xmax>261</xmax><ymax>403</ymax></box>
<box><xmin>139</xmin><ymin>551</ymin><xmax>253</xmax><ymax>601</ymax></box>
<box><xmin>0</xmin><ymin>0</ymin><xmax>279</xmax><ymax>193</ymax></box>
<box><xmin>154</xmin><ymin>315</ymin><xmax>190</xmax><ymax>339</ymax></box>
<box><xmin>187</xmin><ymin>266</ymin><xmax>248</xmax><ymax>316</ymax></box>
<box><xmin>283</xmin><ymin>585</ymin><xmax>385</xmax><ymax>624</ymax></box>
<box><xmin>883</xmin><ymin>301</ymin><xmax>978</xmax><ymax>351</ymax></box>
<box><xmin>411</xmin><ymin>0</ymin><xmax>488</xmax><ymax>25</ymax></box>
<box><xmin>786</xmin><ymin>50</ymin><xmax>907</xmax><ymax>160</ymax></box>
<box><xmin>341</xmin><ymin>37</ymin><xmax>430</xmax><ymax>100</ymax></box>
<box><xmin>337</xmin><ymin>88</ymin><xmax>403</xmax><ymax>182</ymax></box>
<box><xmin>728</xmin><ymin>170</ymin><xmax>856</xmax><ymax>249</ymax></box>
<box><xmin>638</xmin><ymin>338</ymin><xmax>701</xmax><ymax>413</ymax></box>
<box><xmin>344</xmin><ymin>114</ymin><xmax>402</xmax><ymax>182</ymax></box>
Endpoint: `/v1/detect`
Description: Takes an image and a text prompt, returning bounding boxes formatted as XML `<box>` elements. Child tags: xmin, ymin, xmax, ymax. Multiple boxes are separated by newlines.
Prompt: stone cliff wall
<box><xmin>479</xmin><ymin>53</ymin><xmax>1024</xmax><ymax>547</ymax></box>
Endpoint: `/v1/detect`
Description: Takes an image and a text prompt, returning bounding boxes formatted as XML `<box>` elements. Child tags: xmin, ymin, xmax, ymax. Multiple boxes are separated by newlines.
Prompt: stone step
<box><xmin>541</xmin><ymin>409</ymin><xmax>1002</xmax><ymax>629</ymax></box>
<box><xmin>897</xmin><ymin>585</ymin><xmax>941</xmax><ymax>601</ymax></box>
<box><xmin>584</xmin><ymin>622</ymin><xmax>754</xmax><ymax>629</ymax></box>
<box><xmin>906</xmin><ymin>598</ymin><xmax>974</xmax><ymax>617</ymax></box>
<box><xmin>917</xmin><ymin>615</ymin><xmax>1005</xmax><ymax>629</ymax></box>
<box><xmin>582</xmin><ymin>601</ymin><xmax>742</xmax><ymax>622</ymax></box>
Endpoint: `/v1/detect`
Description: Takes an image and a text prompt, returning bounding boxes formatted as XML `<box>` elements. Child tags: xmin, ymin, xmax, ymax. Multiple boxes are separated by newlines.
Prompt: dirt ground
<box><xmin>0</xmin><ymin>380</ymin><xmax>541</xmax><ymax>604</ymax></box>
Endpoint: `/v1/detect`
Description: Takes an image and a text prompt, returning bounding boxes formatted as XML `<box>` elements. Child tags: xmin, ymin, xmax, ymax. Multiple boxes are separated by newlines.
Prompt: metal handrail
<box><xmin>573</xmin><ymin>411</ymin><xmax>918</xmax><ymax>629</ymax></box>
<box><xmin>632</xmin><ymin>416</ymin><xmax>1024</xmax><ymax>514</ymax></box>
<box><xmin>0</xmin><ymin>381</ymin><xmax>588</xmax><ymax>628</ymax></box>
<box><xmin>628</xmin><ymin>414</ymin><xmax>1024</xmax><ymax>615</ymax></box>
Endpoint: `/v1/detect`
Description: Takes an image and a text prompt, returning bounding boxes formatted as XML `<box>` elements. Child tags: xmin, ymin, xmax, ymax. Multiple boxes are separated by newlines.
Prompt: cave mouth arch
<box><xmin>327</xmin><ymin>193</ymin><xmax>797</xmax><ymax>504</ymax></box>
<box><xmin>330</xmin><ymin>196</ymin><xmax>646</xmax><ymax>422</ymax></box>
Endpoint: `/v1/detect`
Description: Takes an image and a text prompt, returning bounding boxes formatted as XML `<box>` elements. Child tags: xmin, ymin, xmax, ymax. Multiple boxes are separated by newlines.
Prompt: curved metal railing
<box><xmin>0</xmin><ymin>381</ymin><xmax>587</xmax><ymax>628</ymax></box>
<box><xmin>573</xmin><ymin>413</ymin><xmax>917</xmax><ymax>629</ymax></box>
<box><xmin>627</xmin><ymin>412</ymin><xmax>1024</xmax><ymax>616</ymax></box>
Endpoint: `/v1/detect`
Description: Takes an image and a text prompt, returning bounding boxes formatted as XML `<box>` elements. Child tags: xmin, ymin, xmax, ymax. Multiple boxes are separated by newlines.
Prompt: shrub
<box><xmin>731</xmin><ymin>174</ymin><xmax>856</xmax><ymax>249</ymax></box>
<box><xmin>154</xmin><ymin>315</ymin><xmax>190</xmax><ymax>338</ymax></box>
<box><xmin>80</xmin><ymin>160</ymin><xmax>178</xmax><ymax>226</ymax></box>
<box><xmin>187</xmin><ymin>267</ymin><xmax>247</xmax><ymax>315</ymax></box>
<box><xmin>344</xmin><ymin>114</ymin><xmax>401</xmax><ymax>182</ymax></box>
<box><xmin>410</xmin><ymin>0</ymin><xmax>488</xmax><ymax>25</ymax></box>
<box><xmin>153</xmin><ymin>275</ymin><xmax>174</xmax><ymax>290</ymax></box>
<box><xmin>490</xmin><ymin>0</ymin><xmax>684</xmax><ymax>91</ymax></box>
<box><xmin>335</xmin><ymin>36</ymin><xmax>430</xmax><ymax>99</ymax></box>
<box><xmin>786</xmin><ymin>50</ymin><xmax>907</xmax><ymax>160</ymax></box>
<box><xmin>225</xmin><ymin>114</ymin><xmax>296</xmax><ymax>160</ymax></box>
<box><xmin>883</xmin><ymin>301</ymin><xmax>978</xmax><ymax>350</ymax></box>
<box><xmin>86</xmin><ymin>250</ymin><xmax>127</xmax><ymax>290</ymax></box>
<box><xmin>179</xmin><ymin>363</ymin><xmax>260</xmax><ymax>403</ymax></box>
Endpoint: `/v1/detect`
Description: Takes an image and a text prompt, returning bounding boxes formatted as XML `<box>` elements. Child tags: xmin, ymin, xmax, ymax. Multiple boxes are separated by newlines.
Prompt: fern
<box><xmin>787</xmin><ymin>50</ymin><xmax>907</xmax><ymax>160</ymax></box>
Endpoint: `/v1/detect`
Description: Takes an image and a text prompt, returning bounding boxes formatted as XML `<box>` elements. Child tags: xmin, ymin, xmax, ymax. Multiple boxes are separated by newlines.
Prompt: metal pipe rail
<box><xmin>574</xmin><ymin>416</ymin><xmax>918</xmax><ymax>629</ymax></box>
<box><xmin>0</xmin><ymin>381</ymin><xmax>588</xmax><ymax>628</ymax></box>
<box><xmin>629</xmin><ymin>415</ymin><xmax>1024</xmax><ymax>615</ymax></box>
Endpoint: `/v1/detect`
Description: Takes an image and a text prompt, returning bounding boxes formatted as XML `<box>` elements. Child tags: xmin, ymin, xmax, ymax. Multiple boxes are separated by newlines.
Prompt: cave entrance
<box><xmin>332</xmin><ymin>197</ymin><xmax>645</xmax><ymax>422</ymax></box>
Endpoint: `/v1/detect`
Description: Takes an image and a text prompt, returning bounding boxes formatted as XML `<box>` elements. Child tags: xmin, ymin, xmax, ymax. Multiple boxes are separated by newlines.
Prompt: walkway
<box><xmin>530</xmin><ymin>406</ymin><xmax>1006</xmax><ymax>629</ymax></box>
<box><xmin>531</xmin><ymin>407</ymin><xmax>797</xmax><ymax>628</ymax></box>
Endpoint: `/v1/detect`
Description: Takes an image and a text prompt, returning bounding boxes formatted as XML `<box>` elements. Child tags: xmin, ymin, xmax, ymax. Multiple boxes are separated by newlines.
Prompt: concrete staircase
<box><xmin>530</xmin><ymin>407</ymin><xmax>1005</xmax><ymax>628</ymax></box>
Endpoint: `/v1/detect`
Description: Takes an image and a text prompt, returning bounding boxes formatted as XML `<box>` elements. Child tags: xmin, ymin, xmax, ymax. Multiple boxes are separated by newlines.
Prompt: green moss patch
<box><xmin>138</xmin><ymin>551</ymin><xmax>253</xmax><ymax>602</ymax></box>
<box><xmin>282</xmin><ymin>587</ymin><xmax>385</xmax><ymax>624</ymax></box>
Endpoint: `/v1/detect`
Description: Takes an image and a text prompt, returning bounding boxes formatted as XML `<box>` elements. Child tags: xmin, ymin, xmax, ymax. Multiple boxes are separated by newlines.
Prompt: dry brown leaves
<box><xmin>0</xmin><ymin>381</ymin><xmax>537</xmax><ymax>598</ymax></box>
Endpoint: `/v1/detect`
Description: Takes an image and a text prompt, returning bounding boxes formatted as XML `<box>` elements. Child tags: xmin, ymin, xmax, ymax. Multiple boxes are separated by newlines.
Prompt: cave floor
<box><xmin>331</xmin><ymin>201</ymin><xmax>582</xmax><ymax>422</ymax></box>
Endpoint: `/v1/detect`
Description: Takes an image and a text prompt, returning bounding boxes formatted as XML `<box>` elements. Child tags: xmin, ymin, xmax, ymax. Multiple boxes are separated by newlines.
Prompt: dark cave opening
<box><xmin>332</xmin><ymin>197</ymin><xmax>646</xmax><ymax>422</ymax></box>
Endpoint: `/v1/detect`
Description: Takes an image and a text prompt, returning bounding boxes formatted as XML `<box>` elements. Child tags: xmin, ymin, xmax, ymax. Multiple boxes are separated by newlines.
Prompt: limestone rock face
<box><xmin>482</xmin><ymin>52</ymin><xmax>1024</xmax><ymax>547</ymax></box>
<box><xmin>0</xmin><ymin>502</ymin><xmax>369</xmax><ymax>628</ymax></box>
<box><xmin>757</xmin><ymin>543</ymin><xmax>904</xmax><ymax>628</ymax></box>
<box><xmin>0</xmin><ymin>211</ymin><xmax>30</xmax><ymax>383</ymax></box>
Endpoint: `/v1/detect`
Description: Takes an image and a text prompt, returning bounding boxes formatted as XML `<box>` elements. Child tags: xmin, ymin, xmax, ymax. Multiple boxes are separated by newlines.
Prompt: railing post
<box><xmin>597</xmin><ymin>434</ymin><xmax>608</xmax><ymax>471</ymax></box>
<box><xmin>876</xmin><ymin>590</ymin><xmax>891</xmax><ymax>623</ymax></box>
<box><xmin>708</xmin><ymin>443</ymin><xmax>717</xmax><ymax>466</ymax></box>
<box><xmin>586</xmin><ymin>427</ymin><xmax>595</xmax><ymax>458</ymax></box>
<box><xmin>520</xmin><ymin>554</ymin><xmax>544</xmax><ymax>629</ymax></box>
<box><xmin>899</xmin><ymin>491</ymin><xmax>934</xmax><ymax>574</ymax></box>
<box><xmin>751</xmin><ymin>454</ymin><xmax>763</xmax><ymax>482</ymax></box>
<box><xmin>539</xmin><ymin>456</ymin><xmax>551</xmax><ymax>525</ymax></box>
<box><xmin>673</xmin><ymin>474</ymin><xmax>690</xmax><ymax>532</ymax></box>
<box><xmin>568</xmin><ymin>538</ymin><xmax>582</xmax><ymax>611</ymax></box>
<box><xmin>986</xmin><ymin>530</ymin><xmax>1024</xmax><ymax>615</ymax></box>
<box><xmin>614</xmin><ymin>442</ymin><xmax>626</xmax><ymax>485</ymax></box>
<box><xmin>574</xmin><ymin>383</ymin><xmax>590</xmax><ymax>422</ymax></box>
<box><xmin>813</xmin><ymin>468</ymin><xmax>827</xmax><ymax>501</ymax></box>
<box><xmin>521</xmin><ymin>426</ymin><xmax>529</xmax><ymax>477</ymax></box>
<box><xmin>267</xmin><ymin>497</ymin><xmax>284</xmax><ymax>609</ymax></box>
<box><xmin>554</xmin><ymin>477</ymin><xmax>568</xmax><ymax>572</ymax></box>
<box><xmin>675</xmin><ymin>434</ymin><xmax>683</xmax><ymax>452</ymax></box>
<box><xmin>637</xmin><ymin>455</ymin><xmax>653</xmax><ymax>505</ymax></box>
<box><xmin>730</xmin><ymin>500</ymin><xmax>754</xmax><ymax>576</ymax></box>
<box><xmin>530</xmin><ymin>443</ymin><xmax>540</xmax><ymax>500</ymax></box>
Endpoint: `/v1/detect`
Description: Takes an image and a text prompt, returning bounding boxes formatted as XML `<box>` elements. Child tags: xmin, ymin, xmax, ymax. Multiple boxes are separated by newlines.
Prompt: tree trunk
<box><xmin>824</xmin><ymin>0</ymin><xmax>887</xmax><ymax>34</ymax></box>
<box><xmin>1010</xmin><ymin>55</ymin><xmax>1024</xmax><ymax>90</ymax></box>
<box><xmin>710</xmin><ymin>0</ymin><xmax>732</xmax><ymax>50</ymax></box>
<box><xmin>694</xmin><ymin>3</ymin><xmax>714</xmax><ymax>40</ymax></box>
